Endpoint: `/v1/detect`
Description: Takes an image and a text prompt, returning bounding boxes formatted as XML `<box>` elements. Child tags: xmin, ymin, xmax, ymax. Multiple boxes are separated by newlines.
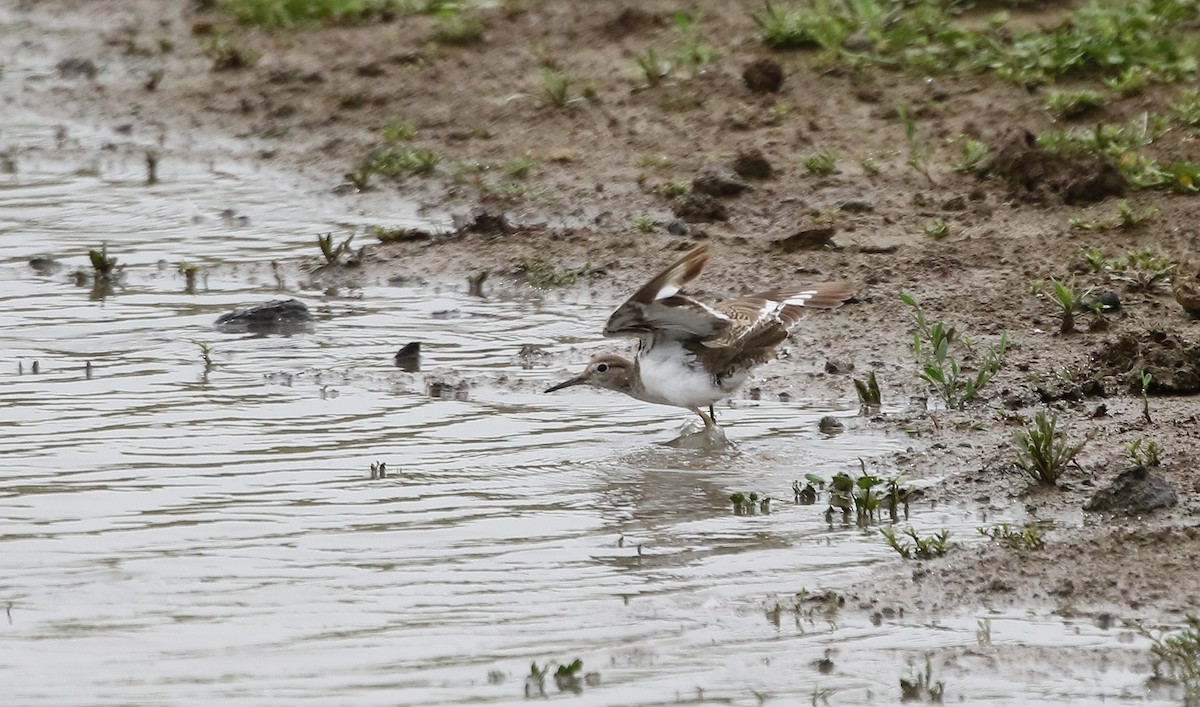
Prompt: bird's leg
<box><xmin>692</xmin><ymin>406</ymin><xmax>716</xmax><ymax>430</ymax></box>
<box><xmin>708</xmin><ymin>404</ymin><xmax>716</xmax><ymax>423</ymax></box>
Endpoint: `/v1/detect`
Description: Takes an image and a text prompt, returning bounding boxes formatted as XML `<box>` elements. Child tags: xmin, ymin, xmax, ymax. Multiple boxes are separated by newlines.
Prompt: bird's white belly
<box><xmin>636</xmin><ymin>343</ymin><xmax>747</xmax><ymax>409</ymax></box>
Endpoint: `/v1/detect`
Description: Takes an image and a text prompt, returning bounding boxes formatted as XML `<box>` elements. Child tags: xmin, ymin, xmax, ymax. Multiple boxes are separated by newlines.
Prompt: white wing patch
<box><xmin>654</xmin><ymin>283</ymin><xmax>680</xmax><ymax>300</ymax></box>
<box><xmin>783</xmin><ymin>290</ymin><xmax>819</xmax><ymax>306</ymax></box>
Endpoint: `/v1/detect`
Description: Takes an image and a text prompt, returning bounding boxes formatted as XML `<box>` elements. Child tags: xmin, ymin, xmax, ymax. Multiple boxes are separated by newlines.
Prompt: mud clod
<box><xmin>1092</xmin><ymin>331</ymin><xmax>1200</xmax><ymax>394</ymax></box>
<box><xmin>774</xmin><ymin>226</ymin><xmax>836</xmax><ymax>252</ymax></box>
<box><xmin>741</xmin><ymin>58</ymin><xmax>783</xmax><ymax>94</ymax></box>
<box><xmin>977</xmin><ymin>129</ymin><xmax>1127</xmax><ymax>204</ymax></box>
<box><xmin>1172</xmin><ymin>261</ymin><xmax>1200</xmax><ymax>317</ymax></box>
<box><xmin>672</xmin><ymin>193</ymin><xmax>728</xmax><ymax>222</ymax></box>
<box><xmin>730</xmin><ymin>149</ymin><xmax>773</xmax><ymax>180</ymax></box>
<box><xmin>692</xmin><ymin>165</ymin><xmax>748</xmax><ymax>197</ymax></box>
<box><xmin>1084</xmin><ymin>466</ymin><xmax>1178</xmax><ymax>516</ymax></box>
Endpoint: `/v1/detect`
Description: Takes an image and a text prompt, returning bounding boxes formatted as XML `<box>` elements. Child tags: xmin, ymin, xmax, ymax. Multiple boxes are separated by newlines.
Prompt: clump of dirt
<box><xmin>741</xmin><ymin>58</ymin><xmax>784</xmax><ymax>93</ymax></box>
<box><xmin>1173</xmin><ymin>261</ymin><xmax>1200</xmax><ymax>317</ymax></box>
<box><xmin>1084</xmin><ymin>466</ymin><xmax>1178</xmax><ymax>516</ymax></box>
<box><xmin>1092</xmin><ymin>331</ymin><xmax>1200</xmax><ymax>394</ymax></box>
<box><xmin>977</xmin><ymin>129</ymin><xmax>1127</xmax><ymax>204</ymax></box>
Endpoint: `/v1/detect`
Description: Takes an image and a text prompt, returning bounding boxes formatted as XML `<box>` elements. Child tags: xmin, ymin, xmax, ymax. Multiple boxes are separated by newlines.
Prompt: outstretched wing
<box><xmin>695</xmin><ymin>281</ymin><xmax>859</xmax><ymax>370</ymax></box>
<box><xmin>602</xmin><ymin>243</ymin><xmax>732</xmax><ymax>342</ymax></box>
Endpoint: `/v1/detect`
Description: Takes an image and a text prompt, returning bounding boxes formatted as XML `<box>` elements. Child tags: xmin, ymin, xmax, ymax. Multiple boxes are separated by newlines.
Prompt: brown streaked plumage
<box><xmin>546</xmin><ymin>243</ymin><xmax>858</xmax><ymax>432</ymax></box>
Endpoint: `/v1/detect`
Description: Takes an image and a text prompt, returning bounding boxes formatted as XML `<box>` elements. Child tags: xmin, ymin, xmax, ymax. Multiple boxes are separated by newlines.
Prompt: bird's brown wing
<box><xmin>602</xmin><ymin>243</ymin><xmax>731</xmax><ymax>341</ymax></box>
<box><xmin>694</xmin><ymin>281</ymin><xmax>859</xmax><ymax>371</ymax></box>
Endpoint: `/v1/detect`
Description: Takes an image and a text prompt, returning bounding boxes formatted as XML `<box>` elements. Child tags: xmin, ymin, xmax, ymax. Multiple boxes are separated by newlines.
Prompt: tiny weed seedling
<box><xmin>1173</xmin><ymin>89</ymin><xmax>1200</xmax><ymax>128</ymax></box>
<box><xmin>978</xmin><ymin>523</ymin><xmax>1045</xmax><ymax>551</ymax></box>
<box><xmin>900</xmin><ymin>654</ymin><xmax>946</xmax><ymax>703</ymax></box>
<box><xmin>432</xmin><ymin>10</ymin><xmax>485</xmax><ymax>45</ymax></box>
<box><xmin>902</xmin><ymin>294</ymin><xmax>1007</xmax><ymax>409</ymax></box>
<box><xmin>752</xmin><ymin>2</ymin><xmax>847</xmax><ymax>51</ymax></box>
<box><xmin>632</xmin><ymin>215</ymin><xmax>655</xmax><ymax>232</ymax></box>
<box><xmin>898</xmin><ymin>106</ymin><xmax>935</xmax><ymax>185</ymax></box>
<box><xmin>951</xmin><ymin>136</ymin><xmax>988</xmax><ymax>173</ymax></box>
<box><xmin>1125</xmin><ymin>438</ymin><xmax>1163</xmax><ymax>466</ymax></box>
<box><xmin>317</xmin><ymin>232</ymin><xmax>356</xmax><ymax>266</ymax></box>
<box><xmin>1069</xmin><ymin>201</ymin><xmax>1156</xmax><ymax>232</ymax></box>
<box><xmin>1113</xmin><ymin>250</ymin><xmax>1175</xmax><ymax>291</ymax></box>
<box><xmin>88</xmin><ymin>244</ymin><xmax>119</xmax><ymax>281</ymax></box>
<box><xmin>197</xmin><ymin>341</ymin><xmax>213</xmax><ymax>372</ymax></box>
<box><xmin>369</xmin><ymin>461</ymin><xmax>387</xmax><ymax>479</ymax></box>
<box><xmin>793</xmin><ymin>474</ymin><xmax>825</xmax><ymax>505</ymax></box>
<box><xmin>179</xmin><ymin>262</ymin><xmax>199</xmax><ymax>293</ymax></box>
<box><xmin>730</xmin><ymin>491</ymin><xmax>771</xmax><ymax>516</ymax></box>
<box><xmin>853</xmin><ymin>371</ymin><xmax>881</xmax><ymax>408</ymax></box>
<box><xmin>540</xmin><ymin>68</ymin><xmax>571</xmax><ymax>107</ymax></box>
<box><xmin>922</xmin><ymin>220</ymin><xmax>949</xmax><ymax>241</ymax></box>
<box><xmin>881</xmin><ymin>526</ymin><xmax>953</xmax><ymax>560</ymax></box>
<box><xmin>366</xmin><ymin>147</ymin><xmax>440</xmax><ymax>177</ymax></box>
<box><xmin>634</xmin><ymin>47</ymin><xmax>670</xmax><ymax>87</ymax></box>
<box><xmin>1140</xmin><ymin>370</ymin><xmax>1153</xmax><ymax>423</ymax></box>
<box><xmin>802</xmin><ymin>152</ymin><xmax>838</xmax><ymax>175</ymax></box>
<box><xmin>1012</xmin><ymin>411</ymin><xmax>1085</xmax><ymax>487</ymax></box>
<box><xmin>1044</xmin><ymin>89</ymin><xmax>1107</xmax><ymax>119</ymax></box>
<box><xmin>519</xmin><ymin>259</ymin><xmax>587</xmax><ymax>288</ymax></box>
<box><xmin>380</xmin><ymin>120</ymin><xmax>416</xmax><ymax>142</ymax></box>
<box><xmin>1036</xmin><ymin>276</ymin><xmax>1093</xmax><ymax>335</ymax></box>
<box><xmin>1104</xmin><ymin>67</ymin><xmax>1149</xmax><ymax>97</ymax></box>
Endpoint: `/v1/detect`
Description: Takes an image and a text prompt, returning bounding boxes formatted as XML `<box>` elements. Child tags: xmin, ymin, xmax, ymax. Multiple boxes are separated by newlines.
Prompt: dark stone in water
<box><xmin>394</xmin><ymin>342</ymin><xmax>421</xmax><ymax>372</ymax></box>
<box><xmin>214</xmin><ymin>298</ymin><xmax>313</xmax><ymax>335</ymax></box>
<box><xmin>1084</xmin><ymin>465</ymin><xmax>1178</xmax><ymax>516</ymax></box>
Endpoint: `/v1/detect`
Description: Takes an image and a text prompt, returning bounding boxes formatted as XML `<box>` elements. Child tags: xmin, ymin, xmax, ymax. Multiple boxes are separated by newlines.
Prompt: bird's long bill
<box><xmin>544</xmin><ymin>375</ymin><xmax>586</xmax><ymax>393</ymax></box>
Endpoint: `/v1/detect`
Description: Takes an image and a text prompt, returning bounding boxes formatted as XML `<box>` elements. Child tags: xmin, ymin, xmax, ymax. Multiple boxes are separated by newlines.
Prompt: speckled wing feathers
<box><xmin>603</xmin><ymin>244</ymin><xmax>731</xmax><ymax>341</ymax></box>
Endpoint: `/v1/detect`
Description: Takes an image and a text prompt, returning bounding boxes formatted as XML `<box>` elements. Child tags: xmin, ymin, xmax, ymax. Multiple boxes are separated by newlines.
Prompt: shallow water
<box><xmin>0</xmin><ymin>14</ymin><xmax>1180</xmax><ymax>706</ymax></box>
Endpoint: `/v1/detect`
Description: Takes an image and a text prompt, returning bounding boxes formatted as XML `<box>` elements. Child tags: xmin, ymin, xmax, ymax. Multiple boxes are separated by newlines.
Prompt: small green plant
<box><xmin>978</xmin><ymin>523</ymin><xmax>1045</xmax><ymax>550</ymax></box>
<box><xmin>632</xmin><ymin>215</ymin><xmax>655</xmax><ymax>232</ymax></box>
<box><xmin>1012</xmin><ymin>411</ymin><xmax>1085</xmax><ymax>487</ymax></box>
<box><xmin>922</xmin><ymin>220</ymin><xmax>949</xmax><ymax>240</ymax></box>
<box><xmin>197</xmin><ymin>341</ymin><xmax>213</xmax><ymax>372</ymax></box>
<box><xmin>540</xmin><ymin>68</ymin><xmax>571</xmax><ymax>107</ymax></box>
<box><xmin>432</xmin><ymin>10</ymin><xmax>485</xmax><ymax>44</ymax></box>
<box><xmin>1103</xmin><ymin>67</ymin><xmax>1150</xmax><ymax>97</ymax></box>
<box><xmin>369</xmin><ymin>461</ymin><xmax>387</xmax><ymax>479</ymax></box>
<box><xmin>365</xmin><ymin>147</ymin><xmax>439</xmax><ymax>177</ymax></box>
<box><xmin>853</xmin><ymin>371</ymin><xmax>881</xmax><ymax>408</ymax></box>
<box><xmin>1173</xmin><ymin>89</ymin><xmax>1200</xmax><ymax>128</ymax></box>
<box><xmin>881</xmin><ymin>526</ymin><xmax>953</xmax><ymax>560</ymax></box>
<box><xmin>802</xmin><ymin>152</ymin><xmax>838</xmax><ymax>175</ymax></box>
<box><xmin>730</xmin><ymin>491</ymin><xmax>771</xmax><ymax>515</ymax></box>
<box><xmin>793</xmin><ymin>474</ymin><xmax>825</xmax><ymax>505</ymax></box>
<box><xmin>1044</xmin><ymin>89</ymin><xmax>1107</xmax><ymax>119</ymax></box>
<box><xmin>752</xmin><ymin>1</ymin><xmax>848</xmax><ymax>50</ymax></box>
<box><xmin>88</xmin><ymin>244</ymin><xmax>118</xmax><ymax>280</ymax></box>
<box><xmin>1069</xmin><ymin>201</ymin><xmax>1156</xmax><ymax>231</ymax></box>
<box><xmin>634</xmin><ymin>153</ymin><xmax>675</xmax><ymax>169</ymax></box>
<box><xmin>519</xmin><ymin>259</ymin><xmax>587</xmax><ymax>288</ymax></box>
<box><xmin>1139</xmin><ymin>370</ymin><xmax>1153</xmax><ymax>423</ymax></box>
<box><xmin>204</xmin><ymin>38</ymin><xmax>259</xmax><ymax>71</ymax></box>
<box><xmin>651</xmin><ymin>180</ymin><xmax>691</xmax><ymax>198</ymax></box>
<box><xmin>898</xmin><ymin>106</ymin><xmax>935</xmax><ymax>184</ymax></box>
<box><xmin>1037</xmin><ymin>276</ymin><xmax>1093</xmax><ymax>334</ymax></box>
<box><xmin>344</xmin><ymin>165</ymin><xmax>372</xmax><ymax>191</ymax></box>
<box><xmin>900</xmin><ymin>654</ymin><xmax>945</xmax><ymax>703</ymax></box>
<box><xmin>179</xmin><ymin>262</ymin><xmax>199</xmax><ymax>293</ymax></box>
<box><xmin>901</xmin><ymin>295</ymin><xmax>1008</xmax><ymax>409</ymax></box>
<box><xmin>380</xmin><ymin>120</ymin><xmax>416</xmax><ymax>142</ymax></box>
<box><xmin>1125</xmin><ymin>438</ymin><xmax>1163</xmax><ymax>466</ymax></box>
<box><xmin>634</xmin><ymin>47</ymin><xmax>670</xmax><ymax>87</ymax></box>
<box><xmin>859</xmin><ymin>156</ymin><xmax>881</xmax><ymax>176</ymax></box>
<box><xmin>951</xmin><ymin>137</ymin><xmax>988</xmax><ymax>173</ymax></box>
<box><xmin>316</xmin><ymin>232</ymin><xmax>357</xmax><ymax>266</ymax></box>
<box><xmin>1128</xmin><ymin>615</ymin><xmax>1200</xmax><ymax>700</ymax></box>
<box><xmin>1113</xmin><ymin>249</ymin><xmax>1175</xmax><ymax>291</ymax></box>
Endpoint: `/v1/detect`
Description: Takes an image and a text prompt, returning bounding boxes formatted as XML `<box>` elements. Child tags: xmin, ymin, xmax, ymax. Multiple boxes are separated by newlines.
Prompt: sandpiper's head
<box><xmin>544</xmin><ymin>353</ymin><xmax>634</xmax><ymax>394</ymax></box>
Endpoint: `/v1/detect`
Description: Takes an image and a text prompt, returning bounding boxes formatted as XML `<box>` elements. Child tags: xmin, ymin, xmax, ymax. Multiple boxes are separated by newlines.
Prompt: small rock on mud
<box><xmin>730</xmin><ymin>149</ymin><xmax>773</xmax><ymax>180</ymax></box>
<box><xmin>741</xmin><ymin>58</ymin><xmax>783</xmax><ymax>94</ymax></box>
<box><xmin>1172</xmin><ymin>261</ymin><xmax>1200</xmax><ymax>317</ymax></box>
<box><xmin>214</xmin><ymin>298</ymin><xmax>314</xmax><ymax>335</ymax></box>
<box><xmin>672</xmin><ymin>194</ymin><xmax>728</xmax><ymax>222</ymax></box>
<box><xmin>977</xmin><ymin>129</ymin><xmax>1127</xmax><ymax>204</ymax></box>
<box><xmin>692</xmin><ymin>165</ymin><xmax>748</xmax><ymax>197</ymax></box>
<box><xmin>394</xmin><ymin>342</ymin><xmax>421</xmax><ymax>372</ymax></box>
<box><xmin>774</xmin><ymin>226</ymin><xmax>836</xmax><ymax>252</ymax></box>
<box><xmin>1084</xmin><ymin>466</ymin><xmax>1178</xmax><ymax>516</ymax></box>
